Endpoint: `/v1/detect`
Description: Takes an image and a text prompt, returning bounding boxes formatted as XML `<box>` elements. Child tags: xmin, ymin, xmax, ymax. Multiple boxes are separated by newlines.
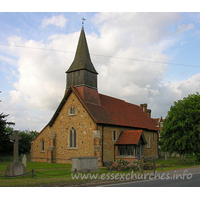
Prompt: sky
<box><xmin>1</xmin><ymin>10</ymin><xmax>200</xmax><ymax>132</ymax></box>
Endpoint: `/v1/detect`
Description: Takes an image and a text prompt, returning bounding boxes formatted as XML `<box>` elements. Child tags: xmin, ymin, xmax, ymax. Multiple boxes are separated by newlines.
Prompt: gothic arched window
<box><xmin>69</xmin><ymin>128</ymin><xmax>76</xmax><ymax>148</ymax></box>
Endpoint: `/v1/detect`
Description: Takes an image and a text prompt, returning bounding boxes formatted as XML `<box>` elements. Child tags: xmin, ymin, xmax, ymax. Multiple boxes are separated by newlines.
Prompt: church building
<box><xmin>30</xmin><ymin>26</ymin><xmax>159</xmax><ymax>167</ymax></box>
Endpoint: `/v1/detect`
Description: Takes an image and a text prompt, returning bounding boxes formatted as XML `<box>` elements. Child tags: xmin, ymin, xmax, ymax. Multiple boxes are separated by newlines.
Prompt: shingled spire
<box><xmin>66</xmin><ymin>27</ymin><xmax>98</xmax><ymax>89</ymax></box>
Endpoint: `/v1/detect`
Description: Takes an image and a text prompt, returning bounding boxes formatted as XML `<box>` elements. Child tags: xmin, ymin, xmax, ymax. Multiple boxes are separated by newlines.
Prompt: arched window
<box><xmin>69</xmin><ymin>128</ymin><xmax>76</xmax><ymax>148</ymax></box>
<box><xmin>41</xmin><ymin>140</ymin><xmax>45</xmax><ymax>151</ymax></box>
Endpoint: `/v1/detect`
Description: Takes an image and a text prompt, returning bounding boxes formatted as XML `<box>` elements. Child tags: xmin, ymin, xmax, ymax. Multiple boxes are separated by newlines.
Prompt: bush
<box><xmin>143</xmin><ymin>162</ymin><xmax>153</xmax><ymax>170</ymax></box>
<box><xmin>108</xmin><ymin>160</ymin><xmax>154</xmax><ymax>172</ymax></box>
<box><xmin>109</xmin><ymin>160</ymin><xmax>139</xmax><ymax>172</ymax></box>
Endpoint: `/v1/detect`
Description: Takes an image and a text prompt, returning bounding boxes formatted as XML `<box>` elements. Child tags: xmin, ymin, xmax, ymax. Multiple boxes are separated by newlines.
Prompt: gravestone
<box><xmin>22</xmin><ymin>154</ymin><xmax>27</xmax><ymax>167</ymax></box>
<box><xmin>71</xmin><ymin>156</ymin><xmax>99</xmax><ymax>172</ymax></box>
<box><xmin>5</xmin><ymin>130</ymin><xmax>27</xmax><ymax>177</ymax></box>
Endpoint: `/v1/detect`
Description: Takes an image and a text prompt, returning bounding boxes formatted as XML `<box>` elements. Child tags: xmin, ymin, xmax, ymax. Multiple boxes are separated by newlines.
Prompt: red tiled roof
<box><xmin>74</xmin><ymin>86</ymin><xmax>158</xmax><ymax>131</ymax></box>
<box><xmin>48</xmin><ymin>86</ymin><xmax>159</xmax><ymax>131</ymax></box>
<box><xmin>115</xmin><ymin>130</ymin><xmax>145</xmax><ymax>145</ymax></box>
<box><xmin>151</xmin><ymin>118</ymin><xmax>159</xmax><ymax>126</ymax></box>
<box><xmin>74</xmin><ymin>86</ymin><xmax>101</xmax><ymax>105</ymax></box>
<box><xmin>98</xmin><ymin>94</ymin><xmax>158</xmax><ymax>131</ymax></box>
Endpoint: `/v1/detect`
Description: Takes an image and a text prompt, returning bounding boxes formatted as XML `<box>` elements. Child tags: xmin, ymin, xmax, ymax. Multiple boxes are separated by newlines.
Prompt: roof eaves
<box><xmin>32</xmin><ymin>124</ymin><xmax>48</xmax><ymax>142</ymax></box>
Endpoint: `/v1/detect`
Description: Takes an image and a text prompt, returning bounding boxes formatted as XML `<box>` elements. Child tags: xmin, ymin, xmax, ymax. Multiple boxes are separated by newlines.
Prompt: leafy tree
<box><xmin>0</xmin><ymin>113</ymin><xmax>15</xmax><ymax>155</ymax></box>
<box><xmin>18</xmin><ymin>130</ymin><xmax>39</xmax><ymax>154</ymax></box>
<box><xmin>29</xmin><ymin>130</ymin><xmax>39</xmax><ymax>141</ymax></box>
<box><xmin>160</xmin><ymin>93</ymin><xmax>200</xmax><ymax>162</ymax></box>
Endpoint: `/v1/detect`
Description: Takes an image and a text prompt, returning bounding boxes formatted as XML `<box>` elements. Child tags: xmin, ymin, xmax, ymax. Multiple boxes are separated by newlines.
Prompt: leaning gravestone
<box><xmin>5</xmin><ymin>130</ymin><xmax>27</xmax><ymax>177</ymax></box>
<box><xmin>22</xmin><ymin>154</ymin><xmax>27</xmax><ymax>167</ymax></box>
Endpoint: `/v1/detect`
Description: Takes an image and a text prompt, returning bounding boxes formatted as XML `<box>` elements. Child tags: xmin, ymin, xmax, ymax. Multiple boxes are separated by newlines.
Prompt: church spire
<box><xmin>66</xmin><ymin>27</ymin><xmax>98</xmax><ymax>74</ymax></box>
<box><xmin>66</xmin><ymin>27</ymin><xmax>98</xmax><ymax>89</ymax></box>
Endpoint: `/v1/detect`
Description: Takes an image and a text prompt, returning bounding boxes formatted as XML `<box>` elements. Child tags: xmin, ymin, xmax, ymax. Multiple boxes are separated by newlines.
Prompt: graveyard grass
<box><xmin>0</xmin><ymin>155</ymin><xmax>199</xmax><ymax>187</ymax></box>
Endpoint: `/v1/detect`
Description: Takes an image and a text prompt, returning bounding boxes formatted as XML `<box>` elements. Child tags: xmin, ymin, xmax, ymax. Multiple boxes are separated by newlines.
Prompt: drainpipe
<box><xmin>101</xmin><ymin>126</ymin><xmax>104</xmax><ymax>167</ymax></box>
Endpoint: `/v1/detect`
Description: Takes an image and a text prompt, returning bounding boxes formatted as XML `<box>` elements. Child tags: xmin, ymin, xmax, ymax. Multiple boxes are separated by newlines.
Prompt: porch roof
<box><xmin>115</xmin><ymin>130</ymin><xmax>147</xmax><ymax>145</ymax></box>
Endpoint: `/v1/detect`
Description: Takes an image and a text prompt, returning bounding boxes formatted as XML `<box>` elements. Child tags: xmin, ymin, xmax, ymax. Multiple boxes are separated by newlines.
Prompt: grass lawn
<box><xmin>0</xmin><ymin>155</ymin><xmax>199</xmax><ymax>186</ymax></box>
<box><xmin>148</xmin><ymin>156</ymin><xmax>198</xmax><ymax>170</ymax></box>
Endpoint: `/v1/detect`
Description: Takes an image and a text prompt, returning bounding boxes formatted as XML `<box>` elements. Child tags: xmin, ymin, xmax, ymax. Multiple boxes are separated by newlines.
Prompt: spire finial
<box><xmin>82</xmin><ymin>18</ymin><xmax>86</xmax><ymax>27</ymax></box>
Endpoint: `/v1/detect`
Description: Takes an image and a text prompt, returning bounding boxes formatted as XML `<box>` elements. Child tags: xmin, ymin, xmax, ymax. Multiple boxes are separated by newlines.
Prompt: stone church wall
<box><xmin>143</xmin><ymin>130</ymin><xmax>158</xmax><ymax>160</ymax></box>
<box><xmin>30</xmin><ymin>91</ymin><xmax>97</xmax><ymax>164</ymax></box>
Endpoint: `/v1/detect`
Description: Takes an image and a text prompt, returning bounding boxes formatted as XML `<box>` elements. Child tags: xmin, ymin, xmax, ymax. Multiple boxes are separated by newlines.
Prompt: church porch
<box><xmin>114</xmin><ymin>130</ymin><xmax>147</xmax><ymax>161</ymax></box>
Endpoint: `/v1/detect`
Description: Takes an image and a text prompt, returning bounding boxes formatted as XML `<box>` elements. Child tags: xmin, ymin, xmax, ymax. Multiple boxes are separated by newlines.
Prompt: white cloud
<box><xmin>181</xmin><ymin>41</ymin><xmax>186</xmax><ymax>45</ymax></box>
<box><xmin>192</xmin><ymin>30</ymin><xmax>200</xmax><ymax>38</ymax></box>
<box><xmin>7</xmin><ymin>35</ymin><xmax>72</xmax><ymax>112</ymax></box>
<box><xmin>148</xmin><ymin>74</ymin><xmax>200</xmax><ymax>118</ymax></box>
<box><xmin>41</xmin><ymin>15</ymin><xmax>67</xmax><ymax>28</ymax></box>
<box><xmin>0</xmin><ymin>54</ymin><xmax>17</xmax><ymax>66</ymax></box>
<box><xmin>175</xmin><ymin>24</ymin><xmax>194</xmax><ymax>35</ymax></box>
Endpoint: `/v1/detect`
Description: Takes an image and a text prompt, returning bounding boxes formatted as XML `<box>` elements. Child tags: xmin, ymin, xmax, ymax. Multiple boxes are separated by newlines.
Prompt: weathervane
<box><xmin>82</xmin><ymin>18</ymin><xmax>86</xmax><ymax>27</ymax></box>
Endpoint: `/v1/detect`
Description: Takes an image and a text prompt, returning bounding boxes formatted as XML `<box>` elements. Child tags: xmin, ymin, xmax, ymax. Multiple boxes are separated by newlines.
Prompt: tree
<box><xmin>0</xmin><ymin>113</ymin><xmax>15</xmax><ymax>155</ymax></box>
<box><xmin>18</xmin><ymin>130</ymin><xmax>39</xmax><ymax>154</ymax></box>
<box><xmin>160</xmin><ymin>93</ymin><xmax>200</xmax><ymax>162</ymax></box>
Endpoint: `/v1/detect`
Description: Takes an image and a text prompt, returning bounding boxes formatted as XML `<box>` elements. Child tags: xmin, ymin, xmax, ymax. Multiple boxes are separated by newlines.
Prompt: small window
<box><xmin>113</xmin><ymin>130</ymin><xmax>116</xmax><ymax>141</ymax></box>
<box><xmin>41</xmin><ymin>140</ymin><xmax>45</xmax><ymax>151</ymax></box>
<box><xmin>153</xmin><ymin>133</ymin><xmax>155</xmax><ymax>143</ymax></box>
<box><xmin>69</xmin><ymin>106</ymin><xmax>76</xmax><ymax>115</ymax></box>
<box><xmin>69</xmin><ymin>127</ymin><xmax>77</xmax><ymax>148</ymax></box>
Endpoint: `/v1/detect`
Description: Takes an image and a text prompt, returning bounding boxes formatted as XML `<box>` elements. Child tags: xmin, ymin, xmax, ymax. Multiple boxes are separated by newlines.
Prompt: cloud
<box><xmin>3</xmin><ymin>13</ymin><xmax>200</xmax><ymax>131</ymax></box>
<box><xmin>175</xmin><ymin>24</ymin><xmax>194</xmax><ymax>35</ymax></box>
<box><xmin>192</xmin><ymin>30</ymin><xmax>200</xmax><ymax>38</ymax></box>
<box><xmin>41</xmin><ymin>15</ymin><xmax>67</xmax><ymax>28</ymax></box>
<box><xmin>7</xmin><ymin>34</ymin><xmax>74</xmax><ymax>112</ymax></box>
<box><xmin>181</xmin><ymin>41</ymin><xmax>186</xmax><ymax>45</ymax></box>
<box><xmin>148</xmin><ymin>74</ymin><xmax>200</xmax><ymax>118</ymax></box>
<box><xmin>0</xmin><ymin>54</ymin><xmax>17</xmax><ymax>66</ymax></box>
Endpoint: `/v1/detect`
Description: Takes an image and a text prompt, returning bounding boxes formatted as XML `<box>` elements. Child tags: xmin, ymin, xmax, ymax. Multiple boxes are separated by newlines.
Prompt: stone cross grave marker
<box><xmin>5</xmin><ymin>130</ymin><xmax>27</xmax><ymax>177</ymax></box>
<box><xmin>22</xmin><ymin>154</ymin><xmax>27</xmax><ymax>167</ymax></box>
<box><xmin>11</xmin><ymin>130</ymin><xmax>22</xmax><ymax>163</ymax></box>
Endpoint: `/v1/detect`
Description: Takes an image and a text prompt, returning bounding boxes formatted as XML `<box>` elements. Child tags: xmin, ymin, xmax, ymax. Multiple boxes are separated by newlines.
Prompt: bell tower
<box><xmin>66</xmin><ymin>27</ymin><xmax>98</xmax><ymax>90</ymax></box>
